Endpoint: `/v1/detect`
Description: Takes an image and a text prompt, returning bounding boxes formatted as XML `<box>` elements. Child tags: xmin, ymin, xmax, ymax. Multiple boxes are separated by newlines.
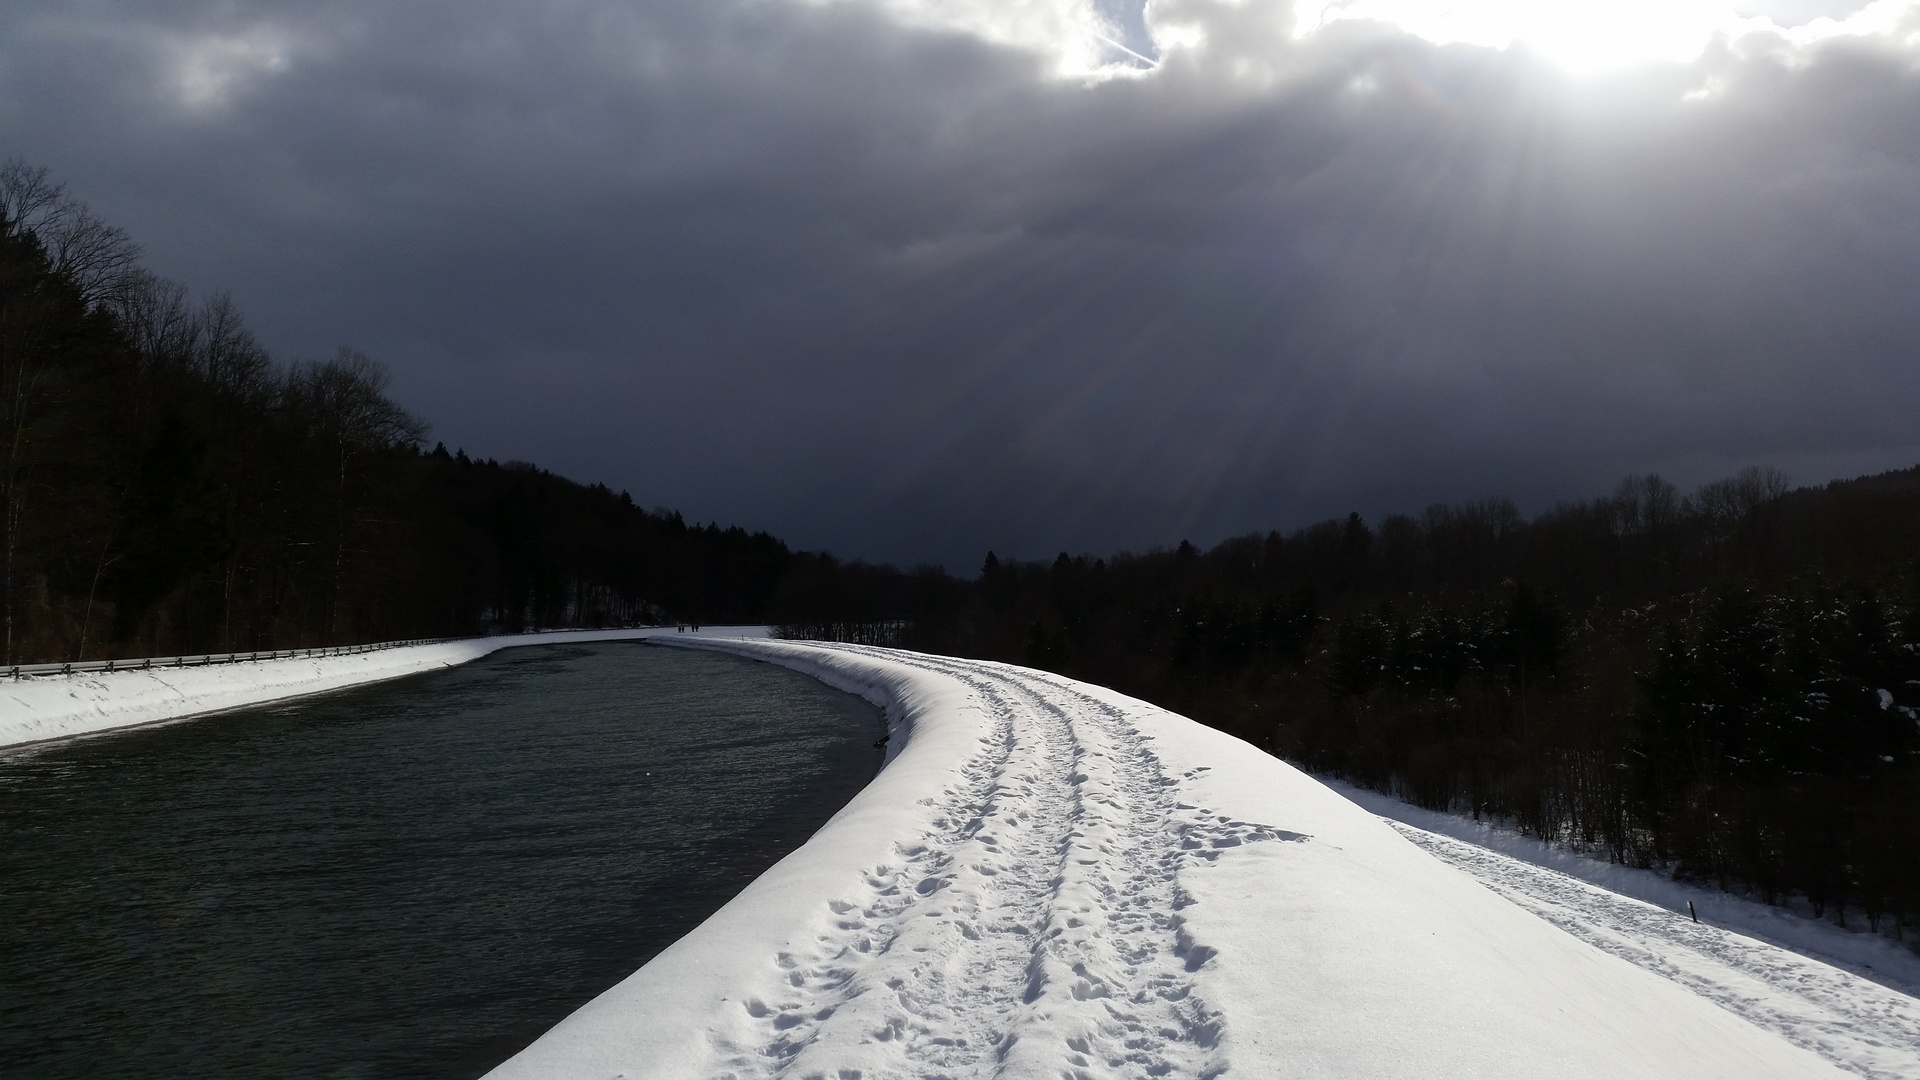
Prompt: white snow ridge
<box><xmin>487</xmin><ymin>639</ymin><xmax>1865</xmax><ymax>1080</ymax></box>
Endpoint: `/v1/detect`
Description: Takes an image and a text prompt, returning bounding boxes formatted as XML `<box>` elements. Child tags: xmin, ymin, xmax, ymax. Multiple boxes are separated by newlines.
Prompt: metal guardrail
<box><xmin>5</xmin><ymin>637</ymin><xmax>459</xmax><ymax>680</ymax></box>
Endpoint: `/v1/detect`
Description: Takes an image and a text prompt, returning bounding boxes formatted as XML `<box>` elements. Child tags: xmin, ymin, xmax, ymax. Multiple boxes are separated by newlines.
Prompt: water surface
<box><xmin>0</xmin><ymin>641</ymin><xmax>881</xmax><ymax>1078</ymax></box>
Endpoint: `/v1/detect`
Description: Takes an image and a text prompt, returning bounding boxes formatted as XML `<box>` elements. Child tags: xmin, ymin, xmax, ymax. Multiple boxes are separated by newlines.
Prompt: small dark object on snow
<box><xmin>1688</xmin><ymin>901</ymin><xmax>1698</xmax><ymax>923</ymax></box>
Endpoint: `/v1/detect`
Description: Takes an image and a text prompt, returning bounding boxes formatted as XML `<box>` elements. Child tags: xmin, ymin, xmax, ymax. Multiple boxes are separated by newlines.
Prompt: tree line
<box><xmin>827</xmin><ymin>468</ymin><xmax>1920</xmax><ymax>943</ymax></box>
<box><xmin>1</xmin><ymin>162</ymin><xmax>793</xmax><ymax>664</ymax></box>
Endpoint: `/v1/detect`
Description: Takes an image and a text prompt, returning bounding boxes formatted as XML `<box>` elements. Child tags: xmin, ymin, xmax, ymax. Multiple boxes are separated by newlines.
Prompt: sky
<box><xmin>3</xmin><ymin>0</ymin><xmax>1917</xmax><ymax>569</ymax></box>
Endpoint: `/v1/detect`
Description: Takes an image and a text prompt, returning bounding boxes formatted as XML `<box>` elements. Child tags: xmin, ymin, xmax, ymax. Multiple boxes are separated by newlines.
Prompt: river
<box><xmin>0</xmin><ymin>640</ymin><xmax>882</xmax><ymax>1078</ymax></box>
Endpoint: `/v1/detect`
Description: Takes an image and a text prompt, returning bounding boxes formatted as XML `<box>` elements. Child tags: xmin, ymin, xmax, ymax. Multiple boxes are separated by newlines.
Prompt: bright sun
<box><xmin>1291</xmin><ymin>0</ymin><xmax>1889</xmax><ymax>72</ymax></box>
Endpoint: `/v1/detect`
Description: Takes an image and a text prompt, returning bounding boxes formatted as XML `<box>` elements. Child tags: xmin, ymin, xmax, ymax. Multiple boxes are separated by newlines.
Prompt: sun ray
<box><xmin>1291</xmin><ymin>0</ymin><xmax>1914</xmax><ymax>72</ymax></box>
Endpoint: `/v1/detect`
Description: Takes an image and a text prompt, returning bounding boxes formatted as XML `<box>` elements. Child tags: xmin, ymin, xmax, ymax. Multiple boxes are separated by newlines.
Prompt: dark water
<box><xmin>0</xmin><ymin>641</ymin><xmax>882</xmax><ymax>1078</ymax></box>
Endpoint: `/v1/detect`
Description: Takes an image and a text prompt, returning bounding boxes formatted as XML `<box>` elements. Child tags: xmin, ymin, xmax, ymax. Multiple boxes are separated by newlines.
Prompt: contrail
<box><xmin>1090</xmin><ymin>28</ymin><xmax>1159</xmax><ymax>67</ymax></box>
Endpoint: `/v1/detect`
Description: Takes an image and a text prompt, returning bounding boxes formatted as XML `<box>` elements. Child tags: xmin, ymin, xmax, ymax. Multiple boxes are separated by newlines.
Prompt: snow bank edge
<box><xmin>0</xmin><ymin>627</ymin><xmax>768</xmax><ymax>751</ymax></box>
<box><xmin>484</xmin><ymin>637</ymin><xmax>983</xmax><ymax>1078</ymax></box>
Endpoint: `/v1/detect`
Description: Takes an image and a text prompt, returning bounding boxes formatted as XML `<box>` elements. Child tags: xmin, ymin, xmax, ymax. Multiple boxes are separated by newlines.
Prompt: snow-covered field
<box><xmin>488</xmin><ymin>639</ymin><xmax>1880</xmax><ymax>1079</ymax></box>
<box><xmin>0</xmin><ymin>626</ymin><xmax>765</xmax><ymax>750</ymax></box>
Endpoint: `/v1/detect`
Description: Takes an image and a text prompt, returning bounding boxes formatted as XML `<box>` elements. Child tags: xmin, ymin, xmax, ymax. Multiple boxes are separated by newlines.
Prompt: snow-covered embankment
<box><xmin>1329</xmin><ymin>781</ymin><xmax>1920</xmax><ymax>1080</ymax></box>
<box><xmin>489</xmin><ymin>639</ymin><xmax>1849</xmax><ymax>1079</ymax></box>
<box><xmin>0</xmin><ymin>627</ymin><xmax>764</xmax><ymax>750</ymax></box>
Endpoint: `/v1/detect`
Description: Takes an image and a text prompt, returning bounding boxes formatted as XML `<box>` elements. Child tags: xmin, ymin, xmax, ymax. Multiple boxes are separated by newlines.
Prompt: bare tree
<box><xmin>193</xmin><ymin>292</ymin><xmax>274</xmax><ymax>398</ymax></box>
<box><xmin>1610</xmin><ymin>473</ymin><xmax>1680</xmax><ymax>536</ymax></box>
<box><xmin>1689</xmin><ymin>465</ymin><xmax>1789</xmax><ymax>522</ymax></box>
<box><xmin>112</xmin><ymin>272</ymin><xmax>200</xmax><ymax>365</ymax></box>
<box><xmin>0</xmin><ymin>160</ymin><xmax>65</xmax><ymax>231</ymax></box>
<box><xmin>288</xmin><ymin>349</ymin><xmax>427</xmax><ymax>636</ymax></box>
<box><xmin>0</xmin><ymin>158</ymin><xmax>143</xmax><ymax>308</ymax></box>
<box><xmin>290</xmin><ymin>348</ymin><xmax>428</xmax><ymax>452</ymax></box>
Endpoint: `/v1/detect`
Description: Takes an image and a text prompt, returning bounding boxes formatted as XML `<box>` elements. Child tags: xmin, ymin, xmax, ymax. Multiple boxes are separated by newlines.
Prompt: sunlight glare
<box><xmin>805</xmin><ymin>0</ymin><xmax>1146</xmax><ymax>76</ymax></box>
<box><xmin>1292</xmin><ymin>0</ymin><xmax>1915</xmax><ymax>72</ymax></box>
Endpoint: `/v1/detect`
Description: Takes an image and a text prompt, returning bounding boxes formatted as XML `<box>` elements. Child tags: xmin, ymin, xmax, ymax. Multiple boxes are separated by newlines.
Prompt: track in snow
<box><xmin>705</xmin><ymin>648</ymin><xmax>1299</xmax><ymax>1080</ymax></box>
<box><xmin>1391</xmin><ymin>822</ymin><xmax>1920</xmax><ymax>1080</ymax></box>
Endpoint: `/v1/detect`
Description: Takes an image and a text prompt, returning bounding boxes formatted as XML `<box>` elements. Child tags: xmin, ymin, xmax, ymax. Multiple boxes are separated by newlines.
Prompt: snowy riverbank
<box><xmin>488</xmin><ymin>639</ymin><xmax>1860</xmax><ymax>1079</ymax></box>
<box><xmin>0</xmin><ymin>626</ymin><xmax>767</xmax><ymax>750</ymax></box>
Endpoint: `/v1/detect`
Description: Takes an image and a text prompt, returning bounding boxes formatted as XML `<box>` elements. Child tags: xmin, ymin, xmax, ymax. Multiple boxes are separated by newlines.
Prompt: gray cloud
<box><xmin>4</xmin><ymin>0</ymin><xmax>1918</xmax><ymax>567</ymax></box>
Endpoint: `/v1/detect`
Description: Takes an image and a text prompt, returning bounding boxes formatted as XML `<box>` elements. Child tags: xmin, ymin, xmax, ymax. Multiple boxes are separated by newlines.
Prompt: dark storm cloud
<box><xmin>3</xmin><ymin>0</ymin><xmax>1918</xmax><ymax>567</ymax></box>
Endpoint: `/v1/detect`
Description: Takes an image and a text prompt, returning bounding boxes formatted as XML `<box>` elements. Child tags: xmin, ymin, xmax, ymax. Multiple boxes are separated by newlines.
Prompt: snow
<box><xmin>0</xmin><ymin>626</ymin><xmax>767</xmax><ymax>750</ymax></box>
<box><xmin>1329</xmin><ymin>781</ymin><xmax>1920</xmax><ymax>1080</ymax></box>
<box><xmin>486</xmin><ymin>639</ymin><xmax>1862</xmax><ymax>1079</ymax></box>
<box><xmin>1327</xmin><ymin>779</ymin><xmax>1920</xmax><ymax>998</ymax></box>
<box><xmin>15</xmin><ymin>630</ymin><xmax>1907</xmax><ymax>1076</ymax></box>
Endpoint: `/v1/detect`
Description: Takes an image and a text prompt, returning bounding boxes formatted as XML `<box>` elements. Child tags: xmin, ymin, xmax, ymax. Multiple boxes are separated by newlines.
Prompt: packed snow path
<box><xmin>1388</xmin><ymin>822</ymin><xmax>1920</xmax><ymax>1080</ymax></box>
<box><xmin>710</xmin><ymin>647</ymin><xmax>1288</xmax><ymax>1077</ymax></box>
<box><xmin>489</xmin><ymin>640</ymin><xmax>1852</xmax><ymax>1079</ymax></box>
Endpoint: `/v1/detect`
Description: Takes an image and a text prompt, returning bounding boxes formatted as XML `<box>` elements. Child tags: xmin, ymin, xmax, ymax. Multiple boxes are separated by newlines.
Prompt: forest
<box><xmin>7</xmin><ymin>160</ymin><xmax>1916</xmax><ymax>943</ymax></box>
<box><xmin>1</xmin><ymin>162</ymin><xmax>791</xmax><ymax>664</ymax></box>
<box><xmin>865</xmin><ymin>470</ymin><xmax>1920</xmax><ymax>943</ymax></box>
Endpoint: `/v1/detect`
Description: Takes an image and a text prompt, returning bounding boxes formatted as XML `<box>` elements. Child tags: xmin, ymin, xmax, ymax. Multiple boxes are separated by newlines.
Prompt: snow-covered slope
<box><xmin>1329</xmin><ymin>779</ymin><xmax>1920</xmax><ymax>997</ymax></box>
<box><xmin>1327</xmin><ymin>781</ymin><xmax>1920</xmax><ymax>1080</ymax></box>
<box><xmin>0</xmin><ymin>626</ymin><xmax>765</xmax><ymax>750</ymax></box>
<box><xmin>488</xmin><ymin>639</ymin><xmax>1851</xmax><ymax>1079</ymax></box>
